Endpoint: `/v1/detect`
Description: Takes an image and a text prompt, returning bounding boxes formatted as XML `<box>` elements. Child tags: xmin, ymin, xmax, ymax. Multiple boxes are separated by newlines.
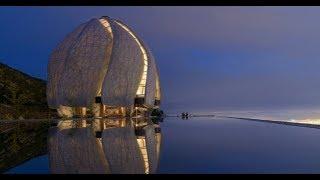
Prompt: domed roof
<box><xmin>47</xmin><ymin>16</ymin><xmax>160</xmax><ymax>108</ymax></box>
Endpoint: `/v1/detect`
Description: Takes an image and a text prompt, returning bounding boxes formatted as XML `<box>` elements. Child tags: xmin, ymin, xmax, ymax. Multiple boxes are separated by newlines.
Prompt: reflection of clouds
<box><xmin>48</xmin><ymin>117</ymin><xmax>161</xmax><ymax>174</ymax></box>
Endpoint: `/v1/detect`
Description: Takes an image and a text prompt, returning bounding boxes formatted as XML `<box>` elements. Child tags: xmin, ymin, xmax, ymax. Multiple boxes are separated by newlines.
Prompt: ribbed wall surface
<box><xmin>101</xmin><ymin>19</ymin><xmax>144</xmax><ymax>107</ymax></box>
<box><xmin>47</xmin><ymin>23</ymin><xmax>87</xmax><ymax>108</ymax></box>
<box><xmin>58</xmin><ymin>18</ymin><xmax>113</xmax><ymax>107</ymax></box>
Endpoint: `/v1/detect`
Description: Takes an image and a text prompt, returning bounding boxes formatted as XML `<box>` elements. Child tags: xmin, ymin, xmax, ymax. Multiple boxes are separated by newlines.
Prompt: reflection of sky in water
<box><xmin>5</xmin><ymin>155</ymin><xmax>49</xmax><ymax>174</ymax></box>
<box><xmin>7</xmin><ymin>115</ymin><xmax>320</xmax><ymax>174</ymax></box>
<box><xmin>158</xmin><ymin>117</ymin><xmax>320</xmax><ymax>173</ymax></box>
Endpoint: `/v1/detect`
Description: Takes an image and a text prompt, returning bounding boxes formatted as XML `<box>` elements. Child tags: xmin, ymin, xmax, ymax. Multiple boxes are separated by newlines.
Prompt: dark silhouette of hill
<box><xmin>0</xmin><ymin>62</ymin><xmax>55</xmax><ymax>119</ymax></box>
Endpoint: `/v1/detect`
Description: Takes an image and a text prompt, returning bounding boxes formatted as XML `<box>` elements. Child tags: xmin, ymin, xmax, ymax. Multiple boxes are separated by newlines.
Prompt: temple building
<box><xmin>47</xmin><ymin>16</ymin><xmax>161</xmax><ymax>118</ymax></box>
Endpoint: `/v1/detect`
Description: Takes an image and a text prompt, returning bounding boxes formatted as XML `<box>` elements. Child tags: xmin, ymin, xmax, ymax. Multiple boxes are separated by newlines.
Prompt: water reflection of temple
<box><xmin>48</xmin><ymin>117</ymin><xmax>162</xmax><ymax>174</ymax></box>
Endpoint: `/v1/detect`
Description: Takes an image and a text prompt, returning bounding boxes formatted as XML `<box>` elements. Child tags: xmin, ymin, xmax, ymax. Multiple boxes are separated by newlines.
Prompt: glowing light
<box><xmin>289</xmin><ymin>118</ymin><xmax>320</xmax><ymax>125</ymax></box>
<box><xmin>99</xmin><ymin>18</ymin><xmax>113</xmax><ymax>38</ymax></box>
<box><xmin>155</xmin><ymin>76</ymin><xmax>160</xmax><ymax>100</ymax></box>
<box><xmin>114</xmin><ymin>21</ymin><xmax>148</xmax><ymax>98</ymax></box>
<box><xmin>98</xmin><ymin>18</ymin><xmax>114</xmax><ymax>97</ymax></box>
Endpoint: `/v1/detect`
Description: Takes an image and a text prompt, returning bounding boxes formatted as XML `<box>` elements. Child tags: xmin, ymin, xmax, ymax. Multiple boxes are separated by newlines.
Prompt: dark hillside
<box><xmin>0</xmin><ymin>62</ymin><xmax>55</xmax><ymax>119</ymax></box>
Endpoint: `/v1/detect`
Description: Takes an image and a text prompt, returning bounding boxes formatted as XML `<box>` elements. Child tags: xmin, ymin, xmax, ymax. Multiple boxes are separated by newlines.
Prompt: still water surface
<box><xmin>6</xmin><ymin>110</ymin><xmax>320</xmax><ymax>173</ymax></box>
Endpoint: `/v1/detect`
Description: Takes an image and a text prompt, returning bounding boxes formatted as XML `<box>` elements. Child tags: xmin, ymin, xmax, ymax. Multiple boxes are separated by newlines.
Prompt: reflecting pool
<box><xmin>4</xmin><ymin>111</ymin><xmax>320</xmax><ymax>174</ymax></box>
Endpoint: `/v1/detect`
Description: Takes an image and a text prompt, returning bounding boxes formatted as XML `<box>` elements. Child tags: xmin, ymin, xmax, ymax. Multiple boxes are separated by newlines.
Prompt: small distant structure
<box><xmin>181</xmin><ymin>112</ymin><xmax>189</xmax><ymax>119</ymax></box>
<box><xmin>47</xmin><ymin>16</ymin><xmax>161</xmax><ymax>118</ymax></box>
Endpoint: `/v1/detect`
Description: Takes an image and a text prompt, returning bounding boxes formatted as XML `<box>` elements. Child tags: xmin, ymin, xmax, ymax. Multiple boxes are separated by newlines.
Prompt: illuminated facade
<box><xmin>47</xmin><ymin>16</ymin><xmax>161</xmax><ymax>118</ymax></box>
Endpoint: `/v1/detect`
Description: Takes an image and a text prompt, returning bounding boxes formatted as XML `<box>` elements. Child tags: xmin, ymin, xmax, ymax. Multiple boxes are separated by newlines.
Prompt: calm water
<box><xmin>6</xmin><ymin>111</ymin><xmax>320</xmax><ymax>173</ymax></box>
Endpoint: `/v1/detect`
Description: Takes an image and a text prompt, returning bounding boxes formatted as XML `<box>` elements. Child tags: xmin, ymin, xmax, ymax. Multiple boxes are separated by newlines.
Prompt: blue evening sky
<box><xmin>1</xmin><ymin>7</ymin><xmax>320</xmax><ymax>112</ymax></box>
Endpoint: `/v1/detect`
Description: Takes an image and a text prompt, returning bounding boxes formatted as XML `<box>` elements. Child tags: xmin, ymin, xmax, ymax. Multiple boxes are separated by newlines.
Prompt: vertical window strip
<box><xmin>98</xmin><ymin>18</ymin><xmax>113</xmax><ymax>97</ymax></box>
<box><xmin>114</xmin><ymin>21</ymin><xmax>148</xmax><ymax>98</ymax></box>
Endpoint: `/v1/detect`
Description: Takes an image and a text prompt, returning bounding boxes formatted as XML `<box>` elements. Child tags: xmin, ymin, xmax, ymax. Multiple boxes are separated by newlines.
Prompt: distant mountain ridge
<box><xmin>0</xmin><ymin>62</ymin><xmax>54</xmax><ymax>119</ymax></box>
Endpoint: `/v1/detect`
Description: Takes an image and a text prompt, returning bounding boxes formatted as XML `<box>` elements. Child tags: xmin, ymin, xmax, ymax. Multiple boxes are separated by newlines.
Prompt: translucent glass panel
<box><xmin>99</xmin><ymin>18</ymin><xmax>113</xmax><ymax>38</ymax></box>
<box><xmin>155</xmin><ymin>76</ymin><xmax>160</xmax><ymax>100</ymax></box>
<box><xmin>114</xmin><ymin>21</ymin><xmax>148</xmax><ymax>98</ymax></box>
<box><xmin>98</xmin><ymin>18</ymin><xmax>113</xmax><ymax>97</ymax></box>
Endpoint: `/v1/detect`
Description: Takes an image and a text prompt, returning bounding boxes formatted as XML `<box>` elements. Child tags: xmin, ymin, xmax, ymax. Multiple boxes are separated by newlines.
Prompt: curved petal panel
<box><xmin>142</xmin><ymin>42</ymin><xmax>157</xmax><ymax>107</ymax></box>
<box><xmin>101</xmin><ymin>19</ymin><xmax>144</xmax><ymax>107</ymax></box>
<box><xmin>47</xmin><ymin>23</ymin><xmax>87</xmax><ymax>108</ymax></box>
<box><xmin>48</xmin><ymin>16</ymin><xmax>161</xmax><ymax>109</ymax></box>
<box><xmin>58</xmin><ymin>18</ymin><xmax>113</xmax><ymax>107</ymax></box>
